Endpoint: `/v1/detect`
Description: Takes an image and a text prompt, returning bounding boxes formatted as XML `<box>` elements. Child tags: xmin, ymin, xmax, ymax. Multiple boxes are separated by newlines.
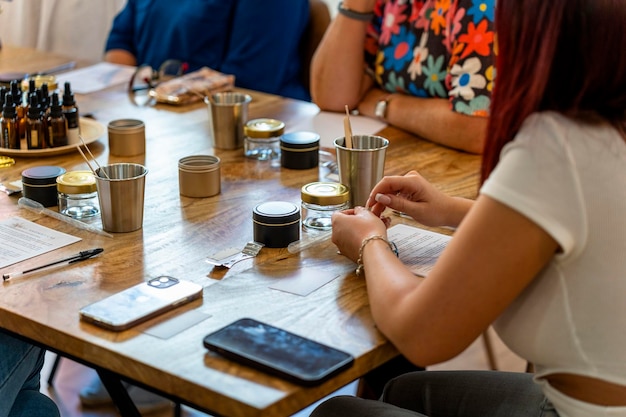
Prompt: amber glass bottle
<box><xmin>47</xmin><ymin>93</ymin><xmax>68</xmax><ymax>147</ymax></box>
<box><xmin>1</xmin><ymin>93</ymin><xmax>20</xmax><ymax>149</ymax></box>
<box><xmin>26</xmin><ymin>94</ymin><xmax>46</xmax><ymax>149</ymax></box>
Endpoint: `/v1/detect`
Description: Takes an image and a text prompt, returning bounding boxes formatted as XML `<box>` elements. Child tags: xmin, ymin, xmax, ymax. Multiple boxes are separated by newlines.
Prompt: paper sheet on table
<box><xmin>55</xmin><ymin>62</ymin><xmax>136</xmax><ymax>94</ymax></box>
<box><xmin>269</xmin><ymin>268</ymin><xmax>340</xmax><ymax>296</ymax></box>
<box><xmin>387</xmin><ymin>224</ymin><xmax>452</xmax><ymax>277</ymax></box>
<box><xmin>144</xmin><ymin>310</ymin><xmax>212</xmax><ymax>340</ymax></box>
<box><xmin>0</xmin><ymin>217</ymin><xmax>81</xmax><ymax>269</ymax></box>
<box><xmin>288</xmin><ymin>111</ymin><xmax>387</xmax><ymax>148</ymax></box>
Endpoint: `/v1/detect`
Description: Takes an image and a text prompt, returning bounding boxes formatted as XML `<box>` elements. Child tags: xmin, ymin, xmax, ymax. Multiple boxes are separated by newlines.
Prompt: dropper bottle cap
<box><xmin>2</xmin><ymin>93</ymin><xmax>16</xmax><ymax>118</ymax></box>
<box><xmin>27</xmin><ymin>93</ymin><xmax>41</xmax><ymax>119</ymax></box>
<box><xmin>63</xmin><ymin>82</ymin><xmax>75</xmax><ymax>106</ymax></box>
<box><xmin>49</xmin><ymin>93</ymin><xmax>63</xmax><ymax>118</ymax></box>
<box><xmin>28</xmin><ymin>78</ymin><xmax>36</xmax><ymax>95</ymax></box>
<box><xmin>40</xmin><ymin>83</ymin><xmax>50</xmax><ymax>109</ymax></box>
<box><xmin>9</xmin><ymin>80</ymin><xmax>21</xmax><ymax>103</ymax></box>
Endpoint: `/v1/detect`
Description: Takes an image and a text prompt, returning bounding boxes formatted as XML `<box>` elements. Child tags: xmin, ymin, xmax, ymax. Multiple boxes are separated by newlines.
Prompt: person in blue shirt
<box><xmin>105</xmin><ymin>0</ymin><xmax>311</xmax><ymax>101</ymax></box>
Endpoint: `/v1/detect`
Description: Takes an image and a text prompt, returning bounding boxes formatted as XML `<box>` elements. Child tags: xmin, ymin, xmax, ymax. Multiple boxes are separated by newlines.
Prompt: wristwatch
<box><xmin>374</xmin><ymin>96</ymin><xmax>391</xmax><ymax>121</ymax></box>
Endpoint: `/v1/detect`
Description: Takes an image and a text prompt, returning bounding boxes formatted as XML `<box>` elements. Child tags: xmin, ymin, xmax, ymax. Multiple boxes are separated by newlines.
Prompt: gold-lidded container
<box><xmin>301</xmin><ymin>182</ymin><xmax>350</xmax><ymax>231</ymax></box>
<box><xmin>57</xmin><ymin>170</ymin><xmax>99</xmax><ymax>218</ymax></box>
<box><xmin>21</xmin><ymin>75</ymin><xmax>58</xmax><ymax>93</ymax></box>
<box><xmin>244</xmin><ymin>118</ymin><xmax>285</xmax><ymax>161</ymax></box>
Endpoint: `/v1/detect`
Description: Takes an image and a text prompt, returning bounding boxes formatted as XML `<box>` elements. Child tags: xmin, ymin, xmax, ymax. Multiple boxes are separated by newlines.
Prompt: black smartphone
<box><xmin>203</xmin><ymin>318</ymin><xmax>354</xmax><ymax>386</ymax></box>
<box><xmin>79</xmin><ymin>276</ymin><xmax>203</xmax><ymax>331</ymax></box>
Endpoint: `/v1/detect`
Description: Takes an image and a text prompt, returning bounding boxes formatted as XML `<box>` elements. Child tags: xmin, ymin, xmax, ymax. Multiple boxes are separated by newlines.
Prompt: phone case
<box><xmin>203</xmin><ymin>318</ymin><xmax>354</xmax><ymax>386</ymax></box>
<box><xmin>79</xmin><ymin>276</ymin><xmax>203</xmax><ymax>331</ymax></box>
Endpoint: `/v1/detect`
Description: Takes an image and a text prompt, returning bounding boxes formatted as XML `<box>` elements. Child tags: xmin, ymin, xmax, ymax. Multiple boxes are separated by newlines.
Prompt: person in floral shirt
<box><xmin>311</xmin><ymin>0</ymin><xmax>496</xmax><ymax>153</ymax></box>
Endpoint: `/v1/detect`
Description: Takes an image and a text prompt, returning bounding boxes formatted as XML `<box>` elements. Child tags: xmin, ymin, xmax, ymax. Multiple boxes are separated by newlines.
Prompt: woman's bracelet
<box><xmin>337</xmin><ymin>2</ymin><xmax>375</xmax><ymax>22</ymax></box>
<box><xmin>355</xmin><ymin>235</ymin><xmax>399</xmax><ymax>276</ymax></box>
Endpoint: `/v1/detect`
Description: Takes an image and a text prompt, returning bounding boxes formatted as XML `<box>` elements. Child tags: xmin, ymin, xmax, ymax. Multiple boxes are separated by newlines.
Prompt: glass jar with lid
<box><xmin>56</xmin><ymin>170</ymin><xmax>99</xmax><ymax>218</ymax></box>
<box><xmin>243</xmin><ymin>118</ymin><xmax>285</xmax><ymax>161</ymax></box>
<box><xmin>301</xmin><ymin>182</ymin><xmax>350</xmax><ymax>231</ymax></box>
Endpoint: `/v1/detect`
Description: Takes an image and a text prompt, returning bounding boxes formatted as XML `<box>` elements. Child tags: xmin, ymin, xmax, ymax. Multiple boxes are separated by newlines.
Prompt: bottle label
<box><xmin>30</xmin><ymin>130</ymin><xmax>39</xmax><ymax>149</ymax></box>
<box><xmin>66</xmin><ymin>113</ymin><xmax>79</xmax><ymax>129</ymax></box>
<box><xmin>67</xmin><ymin>127</ymin><xmax>80</xmax><ymax>145</ymax></box>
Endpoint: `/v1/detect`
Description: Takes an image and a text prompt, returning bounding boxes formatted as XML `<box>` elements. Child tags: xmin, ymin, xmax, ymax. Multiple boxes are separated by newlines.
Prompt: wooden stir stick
<box><xmin>344</xmin><ymin>105</ymin><xmax>353</xmax><ymax>149</ymax></box>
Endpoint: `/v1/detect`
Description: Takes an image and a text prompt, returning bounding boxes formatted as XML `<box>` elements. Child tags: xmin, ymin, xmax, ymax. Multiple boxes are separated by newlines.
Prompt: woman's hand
<box><xmin>366</xmin><ymin>171</ymin><xmax>471</xmax><ymax>228</ymax></box>
<box><xmin>331</xmin><ymin>207</ymin><xmax>388</xmax><ymax>262</ymax></box>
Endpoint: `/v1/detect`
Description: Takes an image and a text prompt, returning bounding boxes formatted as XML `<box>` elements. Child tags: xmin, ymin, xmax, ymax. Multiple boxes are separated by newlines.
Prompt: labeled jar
<box><xmin>56</xmin><ymin>170</ymin><xmax>99</xmax><ymax>218</ymax></box>
<box><xmin>253</xmin><ymin>201</ymin><xmax>300</xmax><ymax>248</ymax></box>
<box><xmin>301</xmin><ymin>182</ymin><xmax>350</xmax><ymax>231</ymax></box>
<box><xmin>244</xmin><ymin>118</ymin><xmax>285</xmax><ymax>161</ymax></box>
<box><xmin>280</xmin><ymin>131</ymin><xmax>320</xmax><ymax>170</ymax></box>
<box><xmin>22</xmin><ymin>165</ymin><xmax>66</xmax><ymax>207</ymax></box>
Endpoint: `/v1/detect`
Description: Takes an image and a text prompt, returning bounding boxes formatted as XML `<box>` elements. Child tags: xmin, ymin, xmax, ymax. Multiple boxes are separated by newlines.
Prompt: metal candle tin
<box><xmin>108</xmin><ymin>119</ymin><xmax>146</xmax><ymax>156</ymax></box>
<box><xmin>21</xmin><ymin>165</ymin><xmax>66</xmax><ymax>207</ymax></box>
<box><xmin>252</xmin><ymin>201</ymin><xmax>300</xmax><ymax>248</ymax></box>
<box><xmin>280</xmin><ymin>131</ymin><xmax>320</xmax><ymax>170</ymax></box>
<box><xmin>178</xmin><ymin>155</ymin><xmax>221</xmax><ymax>198</ymax></box>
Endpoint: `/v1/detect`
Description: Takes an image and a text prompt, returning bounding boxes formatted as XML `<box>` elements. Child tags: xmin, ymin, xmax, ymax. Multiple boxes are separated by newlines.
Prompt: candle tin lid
<box><xmin>280</xmin><ymin>131</ymin><xmax>320</xmax><ymax>150</ymax></box>
<box><xmin>22</xmin><ymin>166</ymin><xmax>66</xmax><ymax>185</ymax></box>
<box><xmin>244</xmin><ymin>118</ymin><xmax>285</xmax><ymax>139</ymax></box>
<box><xmin>56</xmin><ymin>170</ymin><xmax>97</xmax><ymax>194</ymax></box>
<box><xmin>301</xmin><ymin>182</ymin><xmax>350</xmax><ymax>206</ymax></box>
<box><xmin>253</xmin><ymin>201</ymin><xmax>300</xmax><ymax>225</ymax></box>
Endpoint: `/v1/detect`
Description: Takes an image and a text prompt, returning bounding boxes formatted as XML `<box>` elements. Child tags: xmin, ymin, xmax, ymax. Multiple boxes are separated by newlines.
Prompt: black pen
<box><xmin>2</xmin><ymin>248</ymin><xmax>104</xmax><ymax>281</ymax></box>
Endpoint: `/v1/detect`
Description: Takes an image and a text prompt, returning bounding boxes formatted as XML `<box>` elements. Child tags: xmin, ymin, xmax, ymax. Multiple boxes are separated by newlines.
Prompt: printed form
<box><xmin>0</xmin><ymin>217</ymin><xmax>81</xmax><ymax>269</ymax></box>
<box><xmin>387</xmin><ymin>224</ymin><xmax>452</xmax><ymax>277</ymax></box>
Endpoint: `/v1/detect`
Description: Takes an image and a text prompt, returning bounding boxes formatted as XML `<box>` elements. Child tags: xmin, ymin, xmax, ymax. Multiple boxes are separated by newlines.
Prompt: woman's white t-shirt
<box><xmin>481</xmin><ymin>112</ymin><xmax>626</xmax><ymax>417</ymax></box>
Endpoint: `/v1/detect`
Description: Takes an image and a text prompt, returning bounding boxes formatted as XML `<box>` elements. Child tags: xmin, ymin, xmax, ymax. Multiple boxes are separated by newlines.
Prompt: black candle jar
<box><xmin>252</xmin><ymin>201</ymin><xmax>300</xmax><ymax>248</ymax></box>
<box><xmin>22</xmin><ymin>165</ymin><xmax>66</xmax><ymax>207</ymax></box>
<box><xmin>280</xmin><ymin>131</ymin><xmax>320</xmax><ymax>170</ymax></box>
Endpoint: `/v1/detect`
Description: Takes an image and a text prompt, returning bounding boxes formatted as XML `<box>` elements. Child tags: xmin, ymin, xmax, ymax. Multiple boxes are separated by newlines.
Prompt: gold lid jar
<box><xmin>244</xmin><ymin>118</ymin><xmax>285</xmax><ymax>161</ymax></box>
<box><xmin>57</xmin><ymin>171</ymin><xmax>99</xmax><ymax>218</ymax></box>
<box><xmin>56</xmin><ymin>171</ymin><xmax>97</xmax><ymax>194</ymax></box>
<box><xmin>244</xmin><ymin>118</ymin><xmax>285</xmax><ymax>138</ymax></box>
<box><xmin>301</xmin><ymin>182</ymin><xmax>350</xmax><ymax>231</ymax></box>
<box><xmin>21</xmin><ymin>75</ymin><xmax>58</xmax><ymax>92</ymax></box>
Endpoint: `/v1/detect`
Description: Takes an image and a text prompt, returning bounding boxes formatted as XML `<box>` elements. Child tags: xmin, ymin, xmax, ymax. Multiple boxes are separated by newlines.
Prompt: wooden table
<box><xmin>0</xmin><ymin>47</ymin><xmax>481</xmax><ymax>417</ymax></box>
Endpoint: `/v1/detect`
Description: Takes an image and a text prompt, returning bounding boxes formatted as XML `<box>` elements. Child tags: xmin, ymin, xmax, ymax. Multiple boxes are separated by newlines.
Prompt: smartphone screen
<box><xmin>80</xmin><ymin>276</ymin><xmax>203</xmax><ymax>331</ymax></box>
<box><xmin>203</xmin><ymin>318</ymin><xmax>354</xmax><ymax>386</ymax></box>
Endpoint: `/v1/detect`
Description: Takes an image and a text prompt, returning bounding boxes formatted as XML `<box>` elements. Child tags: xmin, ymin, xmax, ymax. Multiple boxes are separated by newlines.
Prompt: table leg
<box><xmin>97</xmin><ymin>368</ymin><xmax>142</xmax><ymax>417</ymax></box>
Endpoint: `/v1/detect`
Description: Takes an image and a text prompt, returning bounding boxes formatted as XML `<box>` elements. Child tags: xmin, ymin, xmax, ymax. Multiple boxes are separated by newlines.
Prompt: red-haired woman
<box><xmin>312</xmin><ymin>0</ymin><xmax>626</xmax><ymax>416</ymax></box>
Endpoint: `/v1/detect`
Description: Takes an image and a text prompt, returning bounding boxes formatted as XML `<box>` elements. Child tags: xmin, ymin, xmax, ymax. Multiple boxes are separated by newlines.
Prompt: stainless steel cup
<box><xmin>178</xmin><ymin>155</ymin><xmax>221</xmax><ymax>197</ymax></box>
<box><xmin>94</xmin><ymin>163</ymin><xmax>148</xmax><ymax>233</ymax></box>
<box><xmin>205</xmin><ymin>92</ymin><xmax>252</xmax><ymax>150</ymax></box>
<box><xmin>334</xmin><ymin>135</ymin><xmax>389</xmax><ymax>207</ymax></box>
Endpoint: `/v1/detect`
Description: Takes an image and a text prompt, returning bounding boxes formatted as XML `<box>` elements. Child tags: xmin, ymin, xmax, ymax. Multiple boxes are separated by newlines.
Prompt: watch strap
<box><xmin>375</xmin><ymin>95</ymin><xmax>391</xmax><ymax>121</ymax></box>
<box><xmin>337</xmin><ymin>2</ymin><xmax>375</xmax><ymax>22</ymax></box>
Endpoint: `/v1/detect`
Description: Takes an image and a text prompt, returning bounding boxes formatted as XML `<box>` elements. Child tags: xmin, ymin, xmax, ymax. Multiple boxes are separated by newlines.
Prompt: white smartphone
<box><xmin>79</xmin><ymin>276</ymin><xmax>203</xmax><ymax>331</ymax></box>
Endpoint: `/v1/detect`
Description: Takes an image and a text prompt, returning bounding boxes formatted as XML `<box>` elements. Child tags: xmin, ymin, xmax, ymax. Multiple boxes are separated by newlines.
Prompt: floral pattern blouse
<box><xmin>365</xmin><ymin>0</ymin><xmax>496</xmax><ymax>116</ymax></box>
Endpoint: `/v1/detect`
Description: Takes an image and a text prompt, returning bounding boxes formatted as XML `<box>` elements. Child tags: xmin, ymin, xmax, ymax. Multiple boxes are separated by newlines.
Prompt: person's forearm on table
<box><xmin>359</xmin><ymin>89</ymin><xmax>487</xmax><ymax>154</ymax></box>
